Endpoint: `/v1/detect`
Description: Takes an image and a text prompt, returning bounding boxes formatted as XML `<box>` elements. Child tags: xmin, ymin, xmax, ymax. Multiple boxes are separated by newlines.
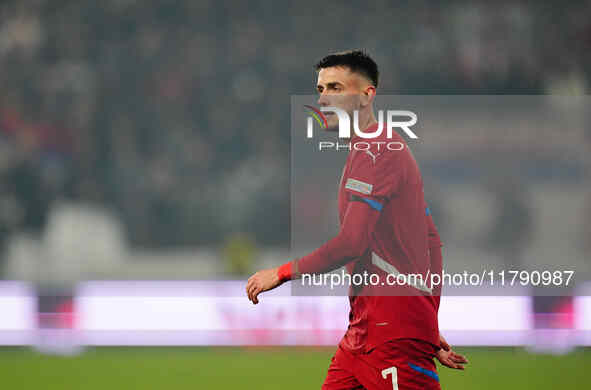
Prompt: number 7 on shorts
<box><xmin>382</xmin><ymin>366</ymin><xmax>398</xmax><ymax>390</ymax></box>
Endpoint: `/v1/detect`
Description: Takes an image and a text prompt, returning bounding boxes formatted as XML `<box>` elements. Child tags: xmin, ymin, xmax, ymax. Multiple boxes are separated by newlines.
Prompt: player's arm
<box><xmin>246</xmin><ymin>147</ymin><xmax>396</xmax><ymax>304</ymax></box>
<box><xmin>246</xmin><ymin>196</ymin><xmax>381</xmax><ymax>304</ymax></box>
<box><xmin>286</xmin><ymin>194</ymin><xmax>382</xmax><ymax>277</ymax></box>
<box><xmin>426</xmin><ymin>209</ymin><xmax>443</xmax><ymax>307</ymax></box>
<box><xmin>427</xmin><ymin>209</ymin><xmax>469</xmax><ymax>369</ymax></box>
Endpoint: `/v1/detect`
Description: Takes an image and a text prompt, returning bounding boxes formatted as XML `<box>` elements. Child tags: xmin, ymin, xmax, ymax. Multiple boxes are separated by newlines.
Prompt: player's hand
<box><xmin>246</xmin><ymin>267</ymin><xmax>282</xmax><ymax>304</ymax></box>
<box><xmin>436</xmin><ymin>334</ymin><xmax>468</xmax><ymax>370</ymax></box>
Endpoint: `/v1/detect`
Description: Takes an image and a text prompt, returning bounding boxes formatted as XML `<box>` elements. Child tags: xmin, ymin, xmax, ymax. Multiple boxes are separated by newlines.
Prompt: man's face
<box><xmin>316</xmin><ymin>66</ymin><xmax>365</xmax><ymax>131</ymax></box>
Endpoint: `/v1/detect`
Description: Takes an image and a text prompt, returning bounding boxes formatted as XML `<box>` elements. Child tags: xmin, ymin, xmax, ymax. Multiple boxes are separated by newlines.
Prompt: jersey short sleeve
<box><xmin>343</xmin><ymin>147</ymin><xmax>405</xmax><ymax>207</ymax></box>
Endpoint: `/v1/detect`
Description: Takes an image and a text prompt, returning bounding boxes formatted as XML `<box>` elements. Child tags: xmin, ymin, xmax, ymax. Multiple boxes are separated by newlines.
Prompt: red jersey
<box><xmin>336</xmin><ymin>125</ymin><xmax>439</xmax><ymax>353</ymax></box>
<box><xmin>278</xmin><ymin>122</ymin><xmax>443</xmax><ymax>354</ymax></box>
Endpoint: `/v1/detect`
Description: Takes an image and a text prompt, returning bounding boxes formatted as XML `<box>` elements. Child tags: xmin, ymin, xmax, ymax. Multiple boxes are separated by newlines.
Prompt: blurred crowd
<box><xmin>0</xmin><ymin>0</ymin><xmax>590</xmax><ymax>251</ymax></box>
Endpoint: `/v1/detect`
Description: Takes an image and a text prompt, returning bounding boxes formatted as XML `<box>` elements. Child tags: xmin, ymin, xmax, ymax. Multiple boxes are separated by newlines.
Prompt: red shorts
<box><xmin>322</xmin><ymin>339</ymin><xmax>441</xmax><ymax>390</ymax></box>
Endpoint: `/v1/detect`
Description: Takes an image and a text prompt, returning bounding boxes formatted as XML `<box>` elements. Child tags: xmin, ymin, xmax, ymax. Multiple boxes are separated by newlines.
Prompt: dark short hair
<box><xmin>315</xmin><ymin>50</ymin><xmax>379</xmax><ymax>88</ymax></box>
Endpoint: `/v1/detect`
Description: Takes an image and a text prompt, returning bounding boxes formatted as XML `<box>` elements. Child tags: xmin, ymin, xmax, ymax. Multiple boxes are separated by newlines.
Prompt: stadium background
<box><xmin>0</xmin><ymin>0</ymin><xmax>590</xmax><ymax>388</ymax></box>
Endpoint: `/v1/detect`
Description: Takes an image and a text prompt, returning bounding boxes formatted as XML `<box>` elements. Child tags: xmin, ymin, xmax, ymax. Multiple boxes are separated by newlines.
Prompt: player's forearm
<box><xmin>298</xmin><ymin>227</ymin><xmax>368</xmax><ymax>275</ymax></box>
<box><xmin>426</xmin><ymin>214</ymin><xmax>443</xmax><ymax>307</ymax></box>
<box><xmin>279</xmin><ymin>226</ymin><xmax>368</xmax><ymax>280</ymax></box>
<box><xmin>430</xmin><ymin>243</ymin><xmax>443</xmax><ymax>309</ymax></box>
<box><xmin>277</xmin><ymin>201</ymin><xmax>379</xmax><ymax>281</ymax></box>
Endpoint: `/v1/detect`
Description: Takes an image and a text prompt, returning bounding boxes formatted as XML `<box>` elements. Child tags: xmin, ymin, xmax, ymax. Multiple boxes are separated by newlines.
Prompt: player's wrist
<box><xmin>277</xmin><ymin>261</ymin><xmax>293</xmax><ymax>282</ymax></box>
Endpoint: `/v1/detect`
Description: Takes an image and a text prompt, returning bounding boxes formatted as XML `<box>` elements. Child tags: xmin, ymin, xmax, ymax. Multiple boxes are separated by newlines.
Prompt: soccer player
<box><xmin>246</xmin><ymin>50</ymin><xmax>467</xmax><ymax>389</ymax></box>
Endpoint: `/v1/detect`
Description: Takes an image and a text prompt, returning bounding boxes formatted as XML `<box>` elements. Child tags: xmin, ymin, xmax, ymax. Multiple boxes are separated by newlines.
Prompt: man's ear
<box><xmin>360</xmin><ymin>85</ymin><xmax>376</xmax><ymax>108</ymax></box>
